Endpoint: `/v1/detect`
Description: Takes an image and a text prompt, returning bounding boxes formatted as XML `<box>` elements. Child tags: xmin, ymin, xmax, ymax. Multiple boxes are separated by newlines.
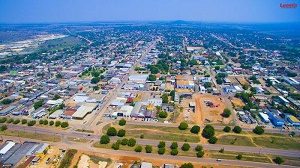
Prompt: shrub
<box><xmin>13</xmin><ymin>119</ymin><xmax>20</xmax><ymax>124</ymax></box>
<box><xmin>208</xmin><ymin>136</ymin><xmax>218</xmax><ymax>144</ymax></box>
<box><xmin>55</xmin><ymin>121</ymin><xmax>61</xmax><ymax>127</ymax></box>
<box><xmin>128</xmin><ymin>138</ymin><xmax>136</xmax><ymax>147</ymax></box>
<box><xmin>253</xmin><ymin>126</ymin><xmax>264</xmax><ymax>135</ymax></box>
<box><xmin>197</xmin><ymin>150</ymin><xmax>204</xmax><ymax>158</ymax></box>
<box><xmin>273</xmin><ymin>156</ymin><xmax>284</xmax><ymax>164</ymax></box>
<box><xmin>106</xmin><ymin>127</ymin><xmax>117</xmax><ymax>136</ymax></box>
<box><xmin>121</xmin><ymin>138</ymin><xmax>128</xmax><ymax>145</ymax></box>
<box><xmin>181</xmin><ymin>143</ymin><xmax>190</xmax><ymax>151</ymax></box>
<box><xmin>202</xmin><ymin>125</ymin><xmax>215</xmax><ymax>139</ymax></box>
<box><xmin>236</xmin><ymin>154</ymin><xmax>242</xmax><ymax>160</ymax></box>
<box><xmin>219</xmin><ymin>148</ymin><xmax>224</xmax><ymax>153</ymax></box>
<box><xmin>178</xmin><ymin>122</ymin><xmax>188</xmax><ymax>130</ymax></box>
<box><xmin>158</xmin><ymin>141</ymin><xmax>166</xmax><ymax>148</ymax></box>
<box><xmin>170</xmin><ymin>142</ymin><xmax>178</xmax><ymax>149</ymax></box>
<box><xmin>195</xmin><ymin>145</ymin><xmax>203</xmax><ymax>151</ymax></box>
<box><xmin>21</xmin><ymin>119</ymin><xmax>27</xmax><ymax>124</ymax></box>
<box><xmin>190</xmin><ymin>125</ymin><xmax>200</xmax><ymax>134</ymax></box>
<box><xmin>170</xmin><ymin>149</ymin><xmax>178</xmax><ymax>156</ymax></box>
<box><xmin>140</xmin><ymin>134</ymin><xmax>144</xmax><ymax>139</ymax></box>
<box><xmin>158</xmin><ymin>148</ymin><xmax>165</xmax><ymax>155</ymax></box>
<box><xmin>117</xmin><ymin>129</ymin><xmax>126</xmax><ymax>137</ymax></box>
<box><xmin>100</xmin><ymin>135</ymin><xmax>110</xmax><ymax>144</ymax></box>
<box><xmin>223</xmin><ymin>126</ymin><xmax>231</xmax><ymax>132</ymax></box>
<box><xmin>233</xmin><ymin>126</ymin><xmax>242</xmax><ymax>133</ymax></box>
<box><xmin>61</xmin><ymin>122</ymin><xmax>69</xmax><ymax>128</ymax></box>
<box><xmin>291</xmin><ymin>131</ymin><xmax>296</xmax><ymax>136</ymax></box>
<box><xmin>119</xmin><ymin>119</ymin><xmax>126</xmax><ymax>126</ymax></box>
<box><xmin>145</xmin><ymin>145</ymin><xmax>152</xmax><ymax>153</ymax></box>
<box><xmin>134</xmin><ymin>146</ymin><xmax>142</xmax><ymax>152</ymax></box>
<box><xmin>111</xmin><ymin>143</ymin><xmax>119</xmax><ymax>150</ymax></box>
<box><xmin>49</xmin><ymin>121</ymin><xmax>54</xmax><ymax>126</ymax></box>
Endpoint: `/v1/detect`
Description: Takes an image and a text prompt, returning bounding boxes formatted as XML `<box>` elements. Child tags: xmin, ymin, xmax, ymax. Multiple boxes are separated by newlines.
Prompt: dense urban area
<box><xmin>0</xmin><ymin>22</ymin><xmax>299</xmax><ymax>168</ymax></box>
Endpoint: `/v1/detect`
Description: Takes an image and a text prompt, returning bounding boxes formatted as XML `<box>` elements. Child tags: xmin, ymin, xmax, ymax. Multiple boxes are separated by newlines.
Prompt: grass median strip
<box><xmin>0</xmin><ymin>129</ymin><xmax>61</xmax><ymax>142</ymax></box>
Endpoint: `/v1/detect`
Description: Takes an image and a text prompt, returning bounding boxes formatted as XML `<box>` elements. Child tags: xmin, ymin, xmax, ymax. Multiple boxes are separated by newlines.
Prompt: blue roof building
<box><xmin>267</xmin><ymin>112</ymin><xmax>284</xmax><ymax>127</ymax></box>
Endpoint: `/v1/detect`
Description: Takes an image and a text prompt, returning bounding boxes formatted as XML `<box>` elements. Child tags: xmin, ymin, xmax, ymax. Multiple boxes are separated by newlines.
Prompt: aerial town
<box><xmin>0</xmin><ymin>22</ymin><xmax>299</xmax><ymax>168</ymax></box>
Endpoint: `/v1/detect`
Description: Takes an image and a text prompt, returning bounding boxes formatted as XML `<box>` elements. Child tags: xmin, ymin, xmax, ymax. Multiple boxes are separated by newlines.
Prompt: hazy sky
<box><xmin>0</xmin><ymin>0</ymin><xmax>299</xmax><ymax>23</ymax></box>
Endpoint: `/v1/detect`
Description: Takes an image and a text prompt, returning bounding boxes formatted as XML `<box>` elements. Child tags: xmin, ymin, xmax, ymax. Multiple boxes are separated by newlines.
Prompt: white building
<box><xmin>148</xmin><ymin>98</ymin><xmax>162</xmax><ymax>106</ymax></box>
<box><xmin>128</xmin><ymin>74</ymin><xmax>149</xmax><ymax>83</ymax></box>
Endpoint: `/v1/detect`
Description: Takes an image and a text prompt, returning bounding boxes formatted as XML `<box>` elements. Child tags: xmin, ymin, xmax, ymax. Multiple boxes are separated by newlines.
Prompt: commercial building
<box><xmin>258</xmin><ymin>112</ymin><xmax>270</xmax><ymax>123</ymax></box>
<box><xmin>285</xmin><ymin>115</ymin><xmax>300</xmax><ymax>127</ymax></box>
<box><xmin>284</xmin><ymin>77</ymin><xmax>299</xmax><ymax>85</ymax></box>
<box><xmin>147</xmin><ymin>98</ymin><xmax>162</xmax><ymax>106</ymax></box>
<box><xmin>72</xmin><ymin>103</ymin><xmax>98</xmax><ymax>119</ymax></box>
<box><xmin>176</xmin><ymin>80</ymin><xmax>195</xmax><ymax>89</ymax></box>
<box><xmin>267</xmin><ymin>112</ymin><xmax>284</xmax><ymax>127</ymax></box>
<box><xmin>128</xmin><ymin>74</ymin><xmax>149</xmax><ymax>83</ymax></box>
<box><xmin>278</xmin><ymin>96</ymin><xmax>289</xmax><ymax>105</ymax></box>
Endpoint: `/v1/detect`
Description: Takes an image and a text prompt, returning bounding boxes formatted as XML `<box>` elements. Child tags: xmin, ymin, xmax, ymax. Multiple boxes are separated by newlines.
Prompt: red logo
<box><xmin>280</xmin><ymin>3</ymin><xmax>298</xmax><ymax>8</ymax></box>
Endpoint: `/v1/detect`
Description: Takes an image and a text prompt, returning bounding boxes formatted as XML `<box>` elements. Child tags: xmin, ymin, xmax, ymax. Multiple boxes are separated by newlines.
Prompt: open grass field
<box><xmin>67</xmin><ymin>137</ymin><xmax>90</xmax><ymax>143</ymax></box>
<box><xmin>217</xmin><ymin>134</ymin><xmax>256</xmax><ymax>147</ymax></box>
<box><xmin>253</xmin><ymin>136</ymin><xmax>300</xmax><ymax>150</ymax></box>
<box><xmin>104</xmin><ymin>123</ymin><xmax>200</xmax><ymax>143</ymax></box>
<box><xmin>0</xmin><ymin>130</ymin><xmax>61</xmax><ymax>142</ymax></box>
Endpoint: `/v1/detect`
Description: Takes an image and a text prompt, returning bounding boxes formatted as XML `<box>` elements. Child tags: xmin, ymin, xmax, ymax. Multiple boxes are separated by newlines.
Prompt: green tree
<box><xmin>43</xmin><ymin>120</ymin><xmax>48</xmax><ymax>125</ymax></box>
<box><xmin>39</xmin><ymin>120</ymin><xmax>44</xmax><ymax>125</ymax></box>
<box><xmin>181</xmin><ymin>143</ymin><xmax>190</xmax><ymax>151</ymax></box>
<box><xmin>195</xmin><ymin>145</ymin><xmax>203</xmax><ymax>151</ymax></box>
<box><xmin>56</xmin><ymin>73</ymin><xmax>63</xmax><ymax>79</ymax></box>
<box><xmin>145</xmin><ymin>145</ymin><xmax>152</xmax><ymax>153</ymax></box>
<box><xmin>111</xmin><ymin>143</ymin><xmax>119</xmax><ymax>150</ymax></box>
<box><xmin>121</xmin><ymin>138</ymin><xmax>128</xmax><ymax>145</ymax></box>
<box><xmin>93</xmin><ymin>85</ymin><xmax>99</xmax><ymax>91</ymax></box>
<box><xmin>216</xmin><ymin>77</ymin><xmax>223</xmax><ymax>84</ymax></box>
<box><xmin>170</xmin><ymin>149</ymin><xmax>179</xmax><ymax>156</ymax></box>
<box><xmin>236</xmin><ymin>154</ymin><xmax>242</xmax><ymax>160</ymax></box>
<box><xmin>134</xmin><ymin>66</ymin><xmax>140</xmax><ymax>71</ymax></box>
<box><xmin>158</xmin><ymin>141</ymin><xmax>166</xmax><ymax>148</ymax></box>
<box><xmin>91</xmin><ymin>77</ymin><xmax>100</xmax><ymax>84</ymax></box>
<box><xmin>107</xmin><ymin>127</ymin><xmax>117</xmax><ymax>136</ymax></box>
<box><xmin>233</xmin><ymin>126</ymin><xmax>242</xmax><ymax>133</ymax></box>
<box><xmin>52</xmin><ymin>94</ymin><xmax>61</xmax><ymax>100</ymax></box>
<box><xmin>204</xmin><ymin>82</ymin><xmax>212</xmax><ymax>88</ymax></box>
<box><xmin>13</xmin><ymin>119</ymin><xmax>20</xmax><ymax>124</ymax></box>
<box><xmin>49</xmin><ymin>120</ymin><xmax>54</xmax><ymax>126</ymax></box>
<box><xmin>134</xmin><ymin>146</ymin><xmax>143</xmax><ymax>152</ymax></box>
<box><xmin>100</xmin><ymin>135</ymin><xmax>110</xmax><ymax>144</ymax></box>
<box><xmin>253</xmin><ymin>126</ymin><xmax>264</xmax><ymax>135</ymax></box>
<box><xmin>1</xmin><ymin>99</ymin><xmax>12</xmax><ymax>104</ymax></box>
<box><xmin>27</xmin><ymin>120</ymin><xmax>36</xmax><ymax>126</ymax></box>
<box><xmin>222</xmin><ymin>108</ymin><xmax>231</xmax><ymax>118</ymax></box>
<box><xmin>180</xmin><ymin>163</ymin><xmax>194</xmax><ymax>168</ymax></box>
<box><xmin>196</xmin><ymin>150</ymin><xmax>205</xmax><ymax>158</ymax></box>
<box><xmin>291</xmin><ymin>131</ymin><xmax>296</xmax><ymax>136</ymax></box>
<box><xmin>208</xmin><ymin>136</ymin><xmax>218</xmax><ymax>144</ymax></box>
<box><xmin>215</xmin><ymin>66</ymin><xmax>220</xmax><ymax>70</ymax></box>
<box><xmin>158</xmin><ymin>111</ymin><xmax>168</xmax><ymax>118</ymax></box>
<box><xmin>34</xmin><ymin>100</ymin><xmax>43</xmax><ymax>110</ymax></box>
<box><xmin>21</xmin><ymin>119</ymin><xmax>27</xmax><ymax>124</ymax></box>
<box><xmin>178</xmin><ymin>122</ymin><xmax>188</xmax><ymax>130</ymax></box>
<box><xmin>55</xmin><ymin>121</ymin><xmax>61</xmax><ymax>127</ymax></box>
<box><xmin>190</xmin><ymin>125</ymin><xmax>200</xmax><ymax>134</ymax></box>
<box><xmin>148</xmin><ymin>74</ymin><xmax>156</xmax><ymax>81</ymax></box>
<box><xmin>119</xmin><ymin>119</ymin><xmax>126</xmax><ymax>126</ymax></box>
<box><xmin>223</xmin><ymin>126</ymin><xmax>231</xmax><ymax>132</ymax></box>
<box><xmin>170</xmin><ymin>142</ymin><xmax>178</xmax><ymax>149</ymax></box>
<box><xmin>273</xmin><ymin>156</ymin><xmax>284</xmax><ymax>164</ymax></box>
<box><xmin>128</xmin><ymin>138</ymin><xmax>136</xmax><ymax>147</ymax></box>
<box><xmin>158</xmin><ymin>147</ymin><xmax>165</xmax><ymax>155</ymax></box>
<box><xmin>202</xmin><ymin>125</ymin><xmax>215</xmax><ymax>139</ymax></box>
<box><xmin>7</xmin><ymin>119</ymin><xmax>13</xmax><ymax>123</ymax></box>
<box><xmin>0</xmin><ymin>125</ymin><xmax>7</xmax><ymax>131</ymax></box>
<box><xmin>162</xmin><ymin>94</ymin><xmax>169</xmax><ymax>103</ymax></box>
<box><xmin>0</xmin><ymin>118</ymin><xmax>7</xmax><ymax>123</ymax></box>
<box><xmin>117</xmin><ymin>129</ymin><xmax>126</xmax><ymax>137</ymax></box>
<box><xmin>61</xmin><ymin>122</ymin><xmax>69</xmax><ymax>128</ymax></box>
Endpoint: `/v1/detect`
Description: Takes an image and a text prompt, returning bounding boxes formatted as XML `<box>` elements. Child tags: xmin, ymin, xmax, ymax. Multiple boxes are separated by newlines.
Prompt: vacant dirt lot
<box><xmin>236</xmin><ymin>77</ymin><xmax>249</xmax><ymax>85</ymax></box>
<box><xmin>193</xmin><ymin>93</ymin><xmax>229</xmax><ymax>125</ymax></box>
<box><xmin>232</xmin><ymin>97</ymin><xmax>245</xmax><ymax>107</ymax></box>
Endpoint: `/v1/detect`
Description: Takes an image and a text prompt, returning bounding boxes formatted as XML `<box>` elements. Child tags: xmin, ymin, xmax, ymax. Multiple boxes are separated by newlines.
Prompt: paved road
<box><xmin>86</xmin><ymin>40</ymin><xmax>158</xmax><ymax>127</ymax></box>
<box><xmin>1</xmin><ymin>135</ymin><xmax>298</xmax><ymax>168</ymax></box>
<box><xmin>4</xmin><ymin>124</ymin><xmax>300</xmax><ymax>158</ymax></box>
